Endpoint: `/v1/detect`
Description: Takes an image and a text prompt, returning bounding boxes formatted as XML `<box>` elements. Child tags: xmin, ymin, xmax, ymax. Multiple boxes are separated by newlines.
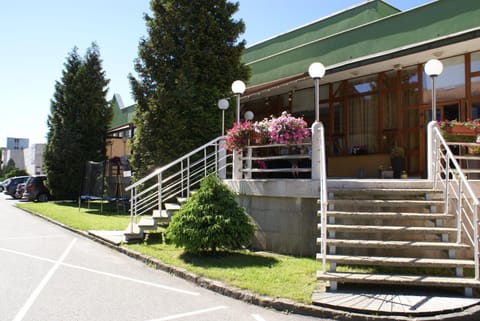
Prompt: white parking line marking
<box><xmin>12</xmin><ymin>238</ymin><xmax>77</xmax><ymax>321</ymax></box>
<box><xmin>61</xmin><ymin>262</ymin><xmax>200</xmax><ymax>296</ymax></box>
<box><xmin>146</xmin><ymin>305</ymin><xmax>227</xmax><ymax>321</ymax></box>
<box><xmin>252</xmin><ymin>313</ymin><xmax>266</xmax><ymax>321</ymax></box>
<box><xmin>0</xmin><ymin>234</ymin><xmax>67</xmax><ymax>241</ymax></box>
<box><xmin>0</xmin><ymin>245</ymin><xmax>199</xmax><ymax>296</ymax></box>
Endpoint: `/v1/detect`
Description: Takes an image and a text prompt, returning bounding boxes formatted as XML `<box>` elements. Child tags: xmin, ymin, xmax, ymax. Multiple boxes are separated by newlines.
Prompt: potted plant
<box><xmin>390</xmin><ymin>146</ymin><xmax>405</xmax><ymax>179</ymax></box>
<box><xmin>225</xmin><ymin>121</ymin><xmax>258</xmax><ymax>152</ymax></box>
<box><xmin>438</xmin><ymin>119</ymin><xmax>480</xmax><ymax>141</ymax></box>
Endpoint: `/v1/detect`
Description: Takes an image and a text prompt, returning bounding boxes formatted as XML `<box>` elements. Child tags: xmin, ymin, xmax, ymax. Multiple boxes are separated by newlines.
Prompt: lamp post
<box><xmin>231</xmin><ymin>80</ymin><xmax>246</xmax><ymax>123</ymax></box>
<box><xmin>308</xmin><ymin>62</ymin><xmax>326</xmax><ymax>122</ymax></box>
<box><xmin>217</xmin><ymin>98</ymin><xmax>229</xmax><ymax>135</ymax></box>
<box><xmin>244</xmin><ymin>110</ymin><xmax>254</xmax><ymax>121</ymax></box>
<box><xmin>424</xmin><ymin>59</ymin><xmax>443</xmax><ymax>121</ymax></box>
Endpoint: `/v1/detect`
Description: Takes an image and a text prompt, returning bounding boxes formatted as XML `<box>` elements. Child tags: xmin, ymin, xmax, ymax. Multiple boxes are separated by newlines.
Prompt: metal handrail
<box><xmin>429</xmin><ymin>122</ymin><xmax>480</xmax><ymax>279</ymax></box>
<box><xmin>125</xmin><ymin>137</ymin><xmax>231</xmax><ymax>232</ymax></box>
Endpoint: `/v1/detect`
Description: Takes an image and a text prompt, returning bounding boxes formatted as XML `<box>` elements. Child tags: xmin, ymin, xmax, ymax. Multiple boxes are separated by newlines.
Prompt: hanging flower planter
<box><xmin>438</xmin><ymin>119</ymin><xmax>480</xmax><ymax>142</ymax></box>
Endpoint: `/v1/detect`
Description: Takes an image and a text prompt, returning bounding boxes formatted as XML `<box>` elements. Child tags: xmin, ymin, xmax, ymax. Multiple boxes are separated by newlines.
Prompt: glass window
<box><xmin>319</xmin><ymin>84</ymin><xmax>329</xmax><ymax>100</ymax></box>
<box><xmin>402</xmin><ymin>87</ymin><xmax>419</xmax><ymax>106</ymax></box>
<box><xmin>472</xmin><ymin>76</ymin><xmax>480</xmax><ymax>97</ymax></box>
<box><xmin>472</xmin><ymin>51</ymin><xmax>480</xmax><ymax>73</ymax></box>
<box><xmin>348</xmin><ymin>94</ymin><xmax>378</xmax><ymax>154</ymax></box>
<box><xmin>402</xmin><ymin>109</ymin><xmax>419</xmax><ymax>128</ymax></box>
<box><xmin>348</xmin><ymin>75</ymin><xmax>377</xmax><ymax>94</ymax></box>
<box><xmin>472</xmin><ymin>102</ymin><xmax>480</xmax><ymax>119</ymax></box>
<box><xmin>383</xmin><ymin>91</ymin><xmax>397</xmax><ymax>129</ymax></box>
<box><xmin>401</xmin><ymin>66</ymin><xmax>418</xmax><ymax>86</ymax></box>
<box><xmin>423</xmin><ymin>55</ymin><xmax>465</xmax><ymax>103</ymax></box>
<box><xmin>333</xmin><ymin>102</ymin><xmax>343</xmax><ymax>135</ymax></box>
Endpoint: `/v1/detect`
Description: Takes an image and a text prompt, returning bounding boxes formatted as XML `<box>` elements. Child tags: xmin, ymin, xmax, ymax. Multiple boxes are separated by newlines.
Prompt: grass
<box><xmin>18</xmin><ymin>201</ymin><xmax>130</xmax><ymax>231</ymax></box>
<box><xmin>15</xmin><ymin>201</ymin><xmax>324</xmax><ymax>304</ymax></box>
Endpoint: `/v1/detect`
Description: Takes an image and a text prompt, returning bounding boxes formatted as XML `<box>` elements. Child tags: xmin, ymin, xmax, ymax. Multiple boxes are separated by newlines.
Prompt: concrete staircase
<box><xmin>124</xmin><ymin>198</ymin><xmax>183</xmax><ymax>241</ymax></box>
<box><xmin>314</xmin><ymin>180</ymin><xmax>480</xmax><ymax>298</ymax></box>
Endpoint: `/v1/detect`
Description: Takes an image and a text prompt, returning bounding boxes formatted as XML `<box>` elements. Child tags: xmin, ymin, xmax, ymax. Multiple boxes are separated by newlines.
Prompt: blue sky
<box><xmin>0</xmin><ymin>0</ymin><xmax>431</xmax><ymax>146</ymax></box>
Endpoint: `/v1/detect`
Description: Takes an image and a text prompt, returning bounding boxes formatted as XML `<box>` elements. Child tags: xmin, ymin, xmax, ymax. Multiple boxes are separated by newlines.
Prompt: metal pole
<box><xmin>236</xmin><ymin>93</ymin><xmax>240</xmax><ymax>123</ymax></box>
<box><xmin>221</xmin><ymin>109</ymin><xmax>225</xmax><ymax>135</ymax></box>
<box><xmin>432</xmin><ymin>76</ymin><xmax>436</xmax><ymax>121</ymax></box>
<box><xmin>314</xmin><ymin>78</ymin><xmax>320</xmax><ymax>122</ymax></box>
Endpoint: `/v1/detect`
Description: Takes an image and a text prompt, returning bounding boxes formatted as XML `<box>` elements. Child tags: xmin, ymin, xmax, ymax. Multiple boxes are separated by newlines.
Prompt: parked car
<box><xmin>23</xmin><ymin>175</ymin><xmax>50</xmax><ymax>202</ymax></box>
<box><xmin>4</xmin><ymin>176</ymin><xmax>30</xmax><ymax>199</ymax></box>
<box><xmin>15</xmin><ymin>182</ymin><xmax>26</xmax><ymax>199</ymax></box>
<box><xmin>0</xmin><ymin>178</ymin><xmax>10</xmax><ymax>192</ymax></box>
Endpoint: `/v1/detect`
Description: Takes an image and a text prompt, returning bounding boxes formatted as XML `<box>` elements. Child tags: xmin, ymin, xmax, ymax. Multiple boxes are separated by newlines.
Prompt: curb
<box><xmin>19</xmin><ymin>206</ymin><xmax>480</xmax><ymax>321</ymax></box>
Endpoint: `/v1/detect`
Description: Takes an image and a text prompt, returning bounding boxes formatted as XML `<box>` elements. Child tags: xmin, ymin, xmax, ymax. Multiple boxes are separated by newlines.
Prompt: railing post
<box><xmin>130</xmin><ymin>188</ymin><xmax>134</xmax><ymax>233</ymax></box>
<box><xmin>245</xmin><ymin>146</ymin><xmax>252</xmax><ymax>179</ymax></box>
<box><xmin>457</xmin><ymin>182</ymin><xmax>463</xmax><ymax>243</ymax></box>
<box><xmin>427</xmin><ymin>120</ymin><xmax>437</xmax><ymax>181</ymax></box>
<box><xmin>474</xmin><ymin>203</ymin><xmax>479</xmax><ymax>280</ymax></box>
<box><xmin>158</xmin><ymin>172</ymin><xmax>162</xmax><ymax>212</ymax></box>
<box><xmin>218</xmin><ymin>138</ymin><xmax>227</xmax><ymax>179</ymax></box>
<box><xmin>311</xmin><ymin>122</ymin><xmax>322</xmax><ymax>180</ymax></box>
<box><xmin>232</xmin><ymin>150</ymin><xmax>243</xmax><ymax>180</ymax></box>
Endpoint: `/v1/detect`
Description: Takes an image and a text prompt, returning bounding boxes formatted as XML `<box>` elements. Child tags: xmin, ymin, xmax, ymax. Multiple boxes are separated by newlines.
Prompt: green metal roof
<box><xmin>243</xmin><ymin>0</ymin><xmax>399</xmax><ymax>63</ymax></box>
<box><xmin>109</xmin><ymin>94</ymin><xmax>136</xmax><ymax>130</ymax></box>
<box><xmin>243</xmin><ymin>0</ymin><xmax>480</xmax><ymax>86</ymax></box>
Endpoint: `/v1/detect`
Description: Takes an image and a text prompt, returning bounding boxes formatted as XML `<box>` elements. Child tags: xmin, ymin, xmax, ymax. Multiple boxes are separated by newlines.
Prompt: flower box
<box><xmin>445</xmin><ymin>125</ymin><xmax>477</xmax><ymax>136</ymax></box>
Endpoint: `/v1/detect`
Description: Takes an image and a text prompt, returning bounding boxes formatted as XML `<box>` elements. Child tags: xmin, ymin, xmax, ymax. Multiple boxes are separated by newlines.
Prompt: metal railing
<box><xmin>429</xmin><ymin>121</ymin><xmax>480</xmax><ymax>279</ymax></box>
<box><xmin>242</xmin><ymin>143</ymin><xmax>312</xmax><ymax>178</ymax></box>
<box><xmin>125</xmin><ymin>137</ymin><xmax>231</xmax><ymax>232</ymax></box>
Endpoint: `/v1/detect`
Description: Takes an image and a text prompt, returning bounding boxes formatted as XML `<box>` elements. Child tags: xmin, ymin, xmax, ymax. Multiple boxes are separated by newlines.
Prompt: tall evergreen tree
<box><xmin>44</xmin><ymin>44</ymin><xmax>111</xmax><ymax>200</ymax></box>
<box><xmin>130</xmin><ymin>0</ymin><xmax>250</xmax><ymax>177</ymax></box>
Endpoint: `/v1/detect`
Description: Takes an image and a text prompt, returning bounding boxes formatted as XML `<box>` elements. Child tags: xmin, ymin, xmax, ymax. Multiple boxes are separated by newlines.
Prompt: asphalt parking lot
<box><xmin>0</xmin><ymin>193</ymin><xmax>326</xmax><ymax>321</ymax></box>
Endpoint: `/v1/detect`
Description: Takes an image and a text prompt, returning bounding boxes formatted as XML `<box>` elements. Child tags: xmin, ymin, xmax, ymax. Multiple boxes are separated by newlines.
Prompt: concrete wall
<box><xmin>225</xmin><ymin>179</ymin><xmax>320</xmax><ymax>257</ymax></box>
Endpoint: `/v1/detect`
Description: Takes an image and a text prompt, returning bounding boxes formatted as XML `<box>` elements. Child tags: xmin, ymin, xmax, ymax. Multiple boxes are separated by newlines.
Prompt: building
<box><xmin>239</xmin><ymin>0</ymin><xmax>480</xmax><ymax>178</ymax></box>
<box><xmin>1</xmin><ymin>138</ymin><xmax>45</xmax><ymax>175</ymax></box>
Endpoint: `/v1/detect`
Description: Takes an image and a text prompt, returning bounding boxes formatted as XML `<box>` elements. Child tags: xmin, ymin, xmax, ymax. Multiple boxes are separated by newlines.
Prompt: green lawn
<box><xmin>18</xmin><ymin>201</ymin><xmax>131</xmax><ymax>231</ymax></box>
<box><xmin>16</xmin><ymin>201</ymin><xmax>324</xmax><ymax>304</ymax></box>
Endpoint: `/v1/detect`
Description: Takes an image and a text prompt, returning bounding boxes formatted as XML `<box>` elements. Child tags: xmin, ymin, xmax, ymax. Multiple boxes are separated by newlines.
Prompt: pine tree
<box><xmin>129</xmin><ymin>0</ymin><xmax>250</xmax><ymax>178</ymax></box>
<box><xmin>44</xmin><ymin>44</ymin><xmax>111</xmax><ymax>200</ymax></box>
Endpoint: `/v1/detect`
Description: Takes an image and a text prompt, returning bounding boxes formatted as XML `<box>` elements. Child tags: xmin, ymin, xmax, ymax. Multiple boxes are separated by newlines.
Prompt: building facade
<box><xmin>239</xmin><ymin>0</ymin><xmax>480</xmax><ymax>178</ymax></box>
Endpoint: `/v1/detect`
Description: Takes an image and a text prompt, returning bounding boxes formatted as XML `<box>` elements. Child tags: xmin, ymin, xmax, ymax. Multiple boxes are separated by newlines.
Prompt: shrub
<box><xmin>166</xmin><ymin>175</ymin><xmax>255</xmax><ymax>254</ymax></box>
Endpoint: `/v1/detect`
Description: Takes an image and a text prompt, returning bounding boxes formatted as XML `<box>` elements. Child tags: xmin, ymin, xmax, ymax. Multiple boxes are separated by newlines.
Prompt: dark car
<box><xmin>4</xmin><ymin>176</ymin><xmax>30</xmax><ymax>199</ymax></box>
<box><xmin>23</xmin><ymin>175</ymin><xmax>50</xmax><ymax>202</ymax></box>
<box><xmin>15</xmin><ymin>183</ymin><xmax>26</xmax><ymax>199</ymax></box>
<box><xmin>0</xmin><ymin>178</ymin><xmax>10</xmax><ymax>192</ymax></box>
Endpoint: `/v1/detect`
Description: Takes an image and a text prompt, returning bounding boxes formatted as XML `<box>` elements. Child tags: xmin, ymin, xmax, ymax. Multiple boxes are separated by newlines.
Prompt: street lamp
<box><xmin>424</xmin><ymin>59</ymin><xmax>443</xmax><ymax>121</ymax></box>
<box><xmin>231</xmin><ymin>80</ymin><xmax>246</xmax><ymax>123</ymax></box>
<box><xmin>308</xmin><ymin>62</ymin><xmax>326</xmax><ymax>122</ymax></box>
<box><xmin>244</xmin><ymin>110</ymin><xmax>254</xmax><ymax>121</ymax></box>
<box><xmin>217</xmin><ymin>98</ymin><xmax>229</xmax><ymax>135</ymax></box>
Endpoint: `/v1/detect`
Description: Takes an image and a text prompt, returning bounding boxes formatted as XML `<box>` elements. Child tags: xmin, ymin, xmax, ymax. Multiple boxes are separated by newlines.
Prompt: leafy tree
<box><xmin>166</xmin><ymin>175</ymin><xmax>255</xmax><ymax>254</ymax></box>
<box><xmin>1</xmin><ymin>159</ymin><xmax>16</xmax><ymax>176</ymax></box>
<box><xmin>44</xmin><ymin>44</ymin><xmax>111</xmax><ymax>200</ymax></box>
<box><xmin>130</xmin><ymin>0</ymin><xmax>250</xmax><ymax>178</ymax></box>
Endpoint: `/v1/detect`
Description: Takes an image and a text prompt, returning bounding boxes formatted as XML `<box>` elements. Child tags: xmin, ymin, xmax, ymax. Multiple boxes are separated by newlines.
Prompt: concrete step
<box><xmin>152</xmin><ymin>209</ymin><xmax>170</xmax><ymax>223</ymax></box>
<box><xmin>328</xmin><ymin>199</ymin><xmax>444</xmax><ymax>207</ymax></box>
<box><xmin>165</xmin><ymin>203</ymin><xmax>181</xmax><ymax>215</ymax></box>
<box><xmin>124</xmin><ymin>223</ymin><xmax>144</xmax><ymax>241</ymax></box>
<box><xmin>328</xmin><ymin>188</ymin><xmax>443</xmax><ymax>196</ymax></box>
<box><xmin>319</xmin><ymin>238</ymin><xmax>470</xmax><ymax>250</ymax></box>
<box><xmin>318</xmin><ymin>224</ymin><xmax>457</xmax><ymax>234</ymax></box>
<box><xmin>316</xmin><ymin>271</ymin><xmax>480</xmax><ymax>288</ymax></box>
<box><xmin>137</xmin><ymin>216</ymin><xmax>157</xmax><ymax>230</ymax></box>
<box><xmin>320</xmin><ymin>254</ymin><xmax>475</xmax><ymax>268</ymax></box>
<box><xmin>324</xmin><ymin>211</ymin><xmax>454</xmax><ymax>220</ymax></box>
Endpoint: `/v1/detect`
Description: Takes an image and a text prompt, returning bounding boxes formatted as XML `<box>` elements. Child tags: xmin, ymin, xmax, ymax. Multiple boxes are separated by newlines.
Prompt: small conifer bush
<box><xmin>166</xmin><ymin>175</ymin><xmax>255</xmax><ymax>254</ymax></box>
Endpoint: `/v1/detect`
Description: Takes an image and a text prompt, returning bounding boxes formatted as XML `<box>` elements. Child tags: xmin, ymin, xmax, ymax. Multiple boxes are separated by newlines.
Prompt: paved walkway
<box><xmin>312</xmin><ymin>286</ymin><xmax>480</xmax><ymax>316</ymax></box>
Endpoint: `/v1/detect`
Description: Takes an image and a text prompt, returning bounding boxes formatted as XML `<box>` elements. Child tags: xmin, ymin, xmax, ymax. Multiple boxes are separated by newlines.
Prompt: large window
<box><xmin>423</xmin><ymin>56</ymin><xmax>465</xmax><ymax>103</ymax></box>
